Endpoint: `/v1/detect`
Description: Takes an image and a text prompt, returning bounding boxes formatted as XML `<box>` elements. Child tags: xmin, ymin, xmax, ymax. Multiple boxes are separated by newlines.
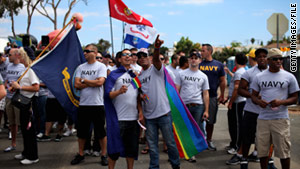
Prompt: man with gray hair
<box><xmin>251</xmin><ymin>48</ymin><xmax>299</xmax><ymax>169</ymax></box>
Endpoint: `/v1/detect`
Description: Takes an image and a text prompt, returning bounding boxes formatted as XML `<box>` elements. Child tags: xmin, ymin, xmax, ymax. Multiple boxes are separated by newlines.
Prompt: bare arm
<box><xmin>238</xmin><ymin>79</ymin><xmax>251</xmax><ymax>98</ymax></box>
<box><xmin>0</xmin><ymin>84</ymin><xmax>6</xmax><ymax>100</ymax></box>
<box><xmin>203</xmin><ymin>90</ymin><xmax>209</xmax><ymax>119</ymax></box>
<box><xmin>75</xmin><ymin>77</ymin><xmax>106</xmax><ymax>89</ymax></box>
<box><xmin>228</xmin><ymin>80</ymin><xmax>240</xmax><ymax>109</ymax></box>
<box><xmin>218</xmin><ymin>75</ymin><xmax>226</xmax><ymax>103</ymax></box>
<box><xmin>109</xmin><ymin>85</ymin><xmax>128</xmax><ymax>99</ymax></box>
<box><xmin>176</xmin><ymin>85</ymin><xmax>181</xmax><ymax>93</ymax></box>
<box><xmin>152</xmin><ymin>35</ymin><xmax>164</xmax><ymax>70</ymax></box>
<box><xmin>11</xmin><ymin>81</ymin><xmax>40</xmax><ymax>92</ymax></box>
<box><xmin>251</xmin><ymin>89</ymin><xmax>269</xmax><ymax>108</ymax></box>
<box><xmin>269</xmin><ymin>92</ymin><xmax>299</xmax><ymax>108</ymax></box>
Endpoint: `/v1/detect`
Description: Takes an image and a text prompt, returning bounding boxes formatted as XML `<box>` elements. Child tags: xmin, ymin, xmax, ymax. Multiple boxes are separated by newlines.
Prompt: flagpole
<box><xmin>121</xmin><ymin>22</ymin><xmax>125</xmax><ymax>50</ymax></box>
<box><xmin>16</xmin><ymin>18</ymin><xmax>75</xmax><ymax>83</ymax></box>
<box><xmin>109</xmin><ymin>17</ymin><xmax>115</xmax><ymax>58</ymax></box>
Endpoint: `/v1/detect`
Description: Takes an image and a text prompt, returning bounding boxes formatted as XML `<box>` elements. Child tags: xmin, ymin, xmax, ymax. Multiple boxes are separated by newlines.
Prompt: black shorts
<box><xmin>241</xmin><ymin>110</ymin><xmax>259</xmax><ymax>145</ymax></box>
<box><xmin>108</xmin><ymin>121</ymin><xmax>139</xmax><ymax>160</ymax></box>
<box><xmin>45</xmin><ymin>98</ymin><xmax>67</xmax><ymax>125</ymax></box>
<box><xmin>76</xmin><ymin>106</ymin><xmax>106</xmax><ymax>139</ymax></box>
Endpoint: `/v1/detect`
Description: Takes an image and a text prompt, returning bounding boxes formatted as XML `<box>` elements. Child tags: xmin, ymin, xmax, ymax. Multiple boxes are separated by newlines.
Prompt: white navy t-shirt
<box><xmin>112</xmin><ymin>72</ymin><xmax>138</xmax><ymax>121</ymax></box>
<box><xmin>228</xmin><ymin>67</ymin><xmax>246</xmax><ymax>103</ymax></box>
<box><xmin>251</xmin><ymin>69</ymin><xmax>300</xmax><ymax>120</ymax></box>
<box><xmin>241</xmin><ymin>65</ymin><xmax>266</xmax><ymax>114</ymax></box>
<box><xmin>138</xmin><ymin>65</ymin><xmax>170</xmax><ymax>119</ymax></box>
<box><xmin>75</xmin><ymin>61</ymin><xmax>107</xmax><ymax>106</ymax></box>
<box><xmin>5</xmin><ymin>63</ymin><xmax>25</xmax><ymax>98</ymax></box>
<box><xmin>175</xmin><ymin>68</ymin><xmax>209</xmax><ymax>104</ymax></box>
<box><xmin>131</xmin><ymin>64</ymin><xmax>142</xmax><ymax>74</ymax></box>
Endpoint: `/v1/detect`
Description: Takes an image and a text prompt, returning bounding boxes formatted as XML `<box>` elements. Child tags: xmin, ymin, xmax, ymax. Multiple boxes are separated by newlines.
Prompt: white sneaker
<box><xmin>20</xmin><ymin>158</ymin><xmax>39</xmax><ymax>165</ymax></box>
<box><xmin>15</xmin><ymin>154</ymin><xmax>25</xmax><ymax>160</ymax></box>
<box><xmin>36</xmin><ymin>133</ymin><xmax>43</xmax><ymax>138</ymax></box>
<box><xmin>227</xmin><ymin>148</ymin><xmax>237</xmax><ymax>155</ymax></box>
<box><xmin>84</xmin><ymin>150</ymin><xmax>91</xmax><ymax>156</ymax></box>
<box><xmin>63</xmin><ymin>129</ymin><xmax>72</xmax><ymax>137</ymax></box>
<box><xmin>71</xmin><ymin>128</ymin><xmax>77</xmax><ymax>134</ymax></box>
<box><xmin>92</xmin><ymin>151</ymin><xmax>100</xmax><ymax>157</ymax></box>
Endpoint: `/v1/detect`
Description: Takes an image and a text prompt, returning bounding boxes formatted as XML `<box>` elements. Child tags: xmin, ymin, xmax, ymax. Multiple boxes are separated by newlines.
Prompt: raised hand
<box><xmin>154</xmin><ymin>34</ymin><xmax>164</xmax><ymax>49</ymax></box>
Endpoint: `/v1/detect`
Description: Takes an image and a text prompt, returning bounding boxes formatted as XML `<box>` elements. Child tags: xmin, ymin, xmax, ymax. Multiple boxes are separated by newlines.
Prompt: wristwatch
<box><xmin>81</xmin><ymin>79</ymin><xmax>85</xmax><ymax>83</ymax></box>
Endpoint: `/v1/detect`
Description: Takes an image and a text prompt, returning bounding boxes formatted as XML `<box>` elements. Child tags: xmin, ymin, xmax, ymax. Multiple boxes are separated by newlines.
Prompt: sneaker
<box><xmin>92</xmin><ymin>151</ymin><xmax>100</xmax><ymax>157</ymax></box>
<box><xmin>240</xmin><ymin>159</ymin><xmax>248</xmax><ymax>169</ymax></box>
<box><xmin>84</xmin><ymin>149</ymin><xmax>91</xmax><ymax>156</ymax></box>
<box><xmin>224</xmin><ymin>145</ymin><xmax>232</xmax><ymax>150</ymax></box>
<box><xmin>20</xmin><ymin>158</ymin><xmax>39</xmax><ymax>165</ymax></box>
<box><xmin>36</xmin><ymin>133</ymin><xmax>43</xmax><ymax>138</ymax></box>
<box><xmin>100</xmin><ymin>155</ymin><xmax>108</xmax><ymax>166</ymax></box>
<box><xmin>247</xmin><ymin>153</ymin><xmax>260</xmax><ymax>162</ymax></box>
<box><xmin>227</xmin><ymin>148</ymin><xmax>237</xmax><ymax>155</ymax></box>
<box><xmin>8</xmin><ymin>131</ymin><xmax>12</xmax><ymax>140</ymax></box>
<box><xmin>54</xmin><ymin>134</ymin><xmax>62</xmax><ymax>142</ymax></box>
<box><xmin>63</xmin><ymin>129</ymin><xmax>72</xmax><ymax>137</ymax></box>
<box><xmin>4</xmin><ymin>146</ymin><xmax>16</xmax><ymax>152</ymax></box>
<box><xmin>268</xmin><ymin>158</ymin><xmax>277</xmax><ymax>169</ymax></box>
<box><xmin>37</xmin><ymin>135</ymin><xmax>51</xmax><ymax>142</ymax></box>
<box><xmin>226</xmin><ymin>154</ymin><xmax>242</xmax><ymax>165</ymax></box>
<box><xmin>15</xmin><ymin>153</ymin><xmax>25</xmax><ymax>160</ymax></box>
<box><xmin>186</xmin><ymin>156</ymin><xmax>196</xmax><ymax>163</ymax></box>
<box><xmin>207</xmin><ymin>141</ymin><xmax>217</xmax><ymax>151</ymax></box>
<box><xmin>71</xmin><ymin>154</ymin><xmax>84</xmax><ymax>165</ymax></box>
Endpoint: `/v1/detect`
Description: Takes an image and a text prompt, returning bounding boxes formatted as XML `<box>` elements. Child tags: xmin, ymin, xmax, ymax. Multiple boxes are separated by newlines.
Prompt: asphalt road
<box><xmin>0</xmin><ymin>107</ymin><xmax>299</xmax><ymax>169</ymax></box>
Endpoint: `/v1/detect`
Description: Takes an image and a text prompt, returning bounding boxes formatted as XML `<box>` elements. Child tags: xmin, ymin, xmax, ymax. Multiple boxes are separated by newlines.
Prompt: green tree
<box><xmin>192</xmin><ymin>42</ymin><xmax>202</xmax><ymax>51</ymax></box>
<box><xmin>230</xmin><ymin>41</ymin><xmax>242</xmax><ymax>47</ymax></box>
<box><xmin>174</xmin><ymin>37</ymin><xmax>194</xmax><ymax>55</ymax></box>
<box><xmin>95</xmin><ymin>38</ymin><xmax>111</xmax><ymax>53</ymax></box>
<box><xmin>0</xmin><ymin>0</ymin><xmax>23</xmax><ymax>37</ymax></box>
<box><xmin>250</xmin><ymin>38</ymin><xmax>255</xmax><ymax>44</ymax></box>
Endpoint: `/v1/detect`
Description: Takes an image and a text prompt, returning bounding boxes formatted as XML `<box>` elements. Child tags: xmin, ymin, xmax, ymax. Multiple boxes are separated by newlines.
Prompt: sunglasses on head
<box><xmin>83</xmin><ymin>49</ymin><xmax>95</xmax><ymax>53</ymax></box>
<box><xmin>96</xmin><ymin>56</ymin><xmax>102</xmax><ymax>59</ymax></box>
<box><xmin>271</xmin><ymin>57</ymin><xmax>284</xmax><ymax>61</ymax></box>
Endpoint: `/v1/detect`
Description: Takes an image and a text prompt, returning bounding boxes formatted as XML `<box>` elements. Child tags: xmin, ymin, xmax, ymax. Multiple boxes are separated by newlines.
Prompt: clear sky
<box><xmin>0</xmin><ymin>0</ymin><xmax>298</xmax><ymax>53</ymax></box>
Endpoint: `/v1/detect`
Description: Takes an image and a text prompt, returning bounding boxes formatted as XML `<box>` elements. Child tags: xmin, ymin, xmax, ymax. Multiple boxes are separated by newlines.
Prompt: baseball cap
<box><xmin>137</xmin><ymin>48</ymin><xmax>149</xmax><ymax>58</ymax></box>
<box><xmin>189</xmin><ymin>52</ymin><xmax>201</xmax><ymax>58</ymax></box>
<box><xmin>267</xmin><ymin>48</ymin><xmax>282</xmax><ymax>59</ymax></box>
<box><xmin>255</xmin><ymin>48</ymin><xmax>268</xmax><ymax>57</ymax></box>
<box><xmin>246</xmin><ymin>49</ymin><xmax>256</xmax><ymax>58</ymax></box>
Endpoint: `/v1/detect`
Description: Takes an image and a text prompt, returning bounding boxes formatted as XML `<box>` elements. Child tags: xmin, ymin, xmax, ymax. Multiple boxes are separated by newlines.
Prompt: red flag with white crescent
<box><xmin>109</xmin><ymin>0</ymin><xmax>153</xmax><ymax>27</ymax></box>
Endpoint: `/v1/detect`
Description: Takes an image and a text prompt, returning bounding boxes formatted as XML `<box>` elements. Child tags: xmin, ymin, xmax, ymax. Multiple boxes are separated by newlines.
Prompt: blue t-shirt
<box><xmin>199</xmin><ymin>60</ymin><xmax>225</xmax><ymax>97</ymax></box>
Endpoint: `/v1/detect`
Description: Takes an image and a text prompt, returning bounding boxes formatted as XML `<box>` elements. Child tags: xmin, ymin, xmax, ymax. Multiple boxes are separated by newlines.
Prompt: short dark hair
<box><xmin>85</xmin><ymin>44</ymin><xmax>98</xmax><ymax>52</ymax></box>
<box><xmin>179</xmin><ymin>56</ymin><xmax>188</xmax><ymax>67</ymax></box>
<box><xmin>130</xmin><ymin>48</ymin><xmax>138</xmax><ymax>52</ymax></box>
<box><xmin>202</xmin><ymin>44</ymin><xmax>213</xmax><ymax>54</ymax></box>
<box><xmin>122</xmin><ymin>48</ymin><xmax>130</xmax><ymax>53</ymax></box>
<box><xmin>171</xmin><ymin>54</ymin><xmax>179</xmax><ymax>62</ymax></box>
<box><xmin>235</xmin><ymin>53</ymin><xmax>248</xmax><ymax>65</ymax></box>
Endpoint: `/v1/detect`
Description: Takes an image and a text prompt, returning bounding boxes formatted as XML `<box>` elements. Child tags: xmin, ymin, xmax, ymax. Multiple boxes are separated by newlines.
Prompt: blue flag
<box><xmin>124</xmin><ymin>24</ymin><xmax>157</xmax><ymax>49</ymax></box>
<box><xmin>31</xmin><ymin>25</ymin><xmax>86</xmax><ymax>118</ymax></box>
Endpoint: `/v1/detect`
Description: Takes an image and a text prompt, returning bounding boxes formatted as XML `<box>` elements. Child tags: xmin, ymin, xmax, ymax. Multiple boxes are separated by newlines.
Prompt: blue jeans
<box><xmin>146</xmin><ymin>113</ymin><xmax>180</xmax><ymax>169</ymax></box>
<box><xmin>187</xmin><ymin>104</ymin><xmax>206</xmax><ymax>137</ymax></box>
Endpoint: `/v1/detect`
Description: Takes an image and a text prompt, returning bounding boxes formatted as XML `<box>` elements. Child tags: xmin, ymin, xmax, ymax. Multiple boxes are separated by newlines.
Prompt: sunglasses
<box><xmin>96</xmin><ymin>57</ymin><xmax>102</xmax><ymax>59</ymax></box>
<box><xmin>83</xmin><ymin>49</ymin><xmax>95</xmax><ymax>53</ymax></box>
<box><xmin>271</xmin><ymin>57</ymin><xmax>284</xmax><ymax>61</ymax></box>
<box><xmin>122</xmin><ymin>53</ymin><xmax>131</xmax><ymax>57</ymax></box>
<box><xmin>138</xmin><ymin>53</ymin><xmax>148</xmax><ymax>59</ymax></box>
<box><xmin>160</xmin><ymin>58</ymin><xmax>165</xmax><ymax>61</ymax></box>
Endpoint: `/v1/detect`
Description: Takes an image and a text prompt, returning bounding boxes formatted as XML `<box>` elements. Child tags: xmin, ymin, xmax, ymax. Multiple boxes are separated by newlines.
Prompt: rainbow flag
<box><xmin>164</xmin><ymin>68</ymin><xmax>208</xmax><ymax>159</ymax></box>
<box><xmin>131</xmin><ymin>76</ymin><xmax>141</xmax><ymax>89</ymax></box>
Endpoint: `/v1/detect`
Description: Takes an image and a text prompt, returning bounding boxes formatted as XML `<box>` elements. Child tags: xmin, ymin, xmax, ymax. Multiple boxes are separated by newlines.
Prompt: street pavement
<box><xmin>0</xmin><ymin>107</ymin><xmax>299</xmax><ymax>169</ymax></box>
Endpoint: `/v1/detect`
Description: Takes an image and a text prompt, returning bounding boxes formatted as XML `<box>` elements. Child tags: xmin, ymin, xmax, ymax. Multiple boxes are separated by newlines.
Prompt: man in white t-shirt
<box><xmin>71</xmin><ymin>44</ymin><xmax>108</xmax><ymax>166</ymax></box>
<box><xmin>166</xmin><ymin>54</ymin><xmax>180</xmax><ymax>78</ymax></box>
<box><xmin>130</xmin><ymin>48</ymin><xmax>142</xmax><ymax>74</ymax></box>
<box><xmin>251</xmin><ymin>48</ymin><xmax>299</xmax><ymax>169</ymax></box>
<box><xmin>106</xmin><ymin>49</ymin><xmax>143</xmax><ymax>169</ymax></box>
<box><xmin>226</xmin><ymin>53</ymin><xmax>247</xmax><ymax>155</ymax></box>
<box><xmin>175</xmin><ymin>52</ymin><xmax>209</xmax><ymax>162</ymax></box>
<box><xmin>137</xmin><ymin>36</ymin><xmax>180</xmax><ymax>169</ymax></box>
